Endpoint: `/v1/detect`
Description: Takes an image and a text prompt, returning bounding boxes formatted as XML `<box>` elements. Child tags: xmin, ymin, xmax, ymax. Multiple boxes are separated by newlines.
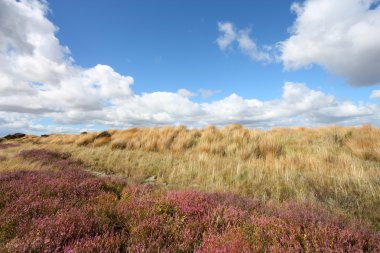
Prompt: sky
<box><xmin>1</xmin><ymin>0</ymin><xmax>380</xmax><ymax>134</ymax></box>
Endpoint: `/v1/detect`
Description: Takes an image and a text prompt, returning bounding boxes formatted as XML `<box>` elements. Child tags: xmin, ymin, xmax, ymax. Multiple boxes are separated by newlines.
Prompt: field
<box><xmin>1</xmin><ymin>125</ymin><xmax>380</xmax><ymax>252</ymax></box>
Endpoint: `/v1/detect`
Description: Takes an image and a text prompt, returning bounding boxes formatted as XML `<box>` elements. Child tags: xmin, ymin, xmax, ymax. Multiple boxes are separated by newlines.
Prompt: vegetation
<box><xmin>1</xmin><ymin>124</ymin><xmax>380</xmax><ymax>251</ymax></box>
<box><xmin>0</xmin><ymin>148</ymin><xmax>379</xmax><ymax>252</ymax></box>
<box><xmin>16</xmin><ymin>124</ymin><xmax>379</xmax><ymax>228</ymax></box>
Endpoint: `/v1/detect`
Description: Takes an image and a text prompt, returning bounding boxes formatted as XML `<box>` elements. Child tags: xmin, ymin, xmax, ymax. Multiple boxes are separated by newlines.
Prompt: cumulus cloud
<box><xmin>281</xmin><ymin>0</ymin><xmax>380</xmax><ymax>86</ymax></box>
<box><xmin>0</xmin><ymin>0</ymin><xmax>134</xmax><ymax>116</ymax></box>
<box><xmin>216</xmin><ymin>22</ymin><xmax>272</xmax><ymax>62</ymax></box>
<box><xmin>203</xmin><ymin>82</ymin><xmax>376</xmax><ymax>126</ymax></box>
<box><xmin>1</xmin><ymin>0</ymin><xmax>380</xmax><ymax>135</ymax></box>
<box><xmin>217</xmin><ymin>1</ymin><xmax>380</xmax><ymax>86</ymax></box>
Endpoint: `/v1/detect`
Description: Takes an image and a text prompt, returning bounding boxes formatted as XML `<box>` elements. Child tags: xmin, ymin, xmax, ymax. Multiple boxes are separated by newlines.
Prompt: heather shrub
<box><xmin>6</xmin><ymin>207</ymin><xmax>105</xmax><ymax>252</ymax></box>
<box><xmin>63</xmin><ymin>232</ymin><xmax>125</xmax><ymax>253</ymax></box>
<box><xmin>18</xmin><ymin>149</ymin><xmax>71</xmax><ymax>164</ymax></box>
<box><xmin>0</xmin><ymin>148</ymin><xmax>379</xmax><ymax>252</ymax></box>
<box><xmin>0</xmin><ymin>143</ymin><xmax>19</xmax><ymax>150</ymax></box>
<box><xmin>0</xmin><ymin>149</ymin><xmax>128</xmax><ymax>251</ymax></box>
<box><xmin>197</xmin><ymin>228</ymin><xmax>252</xmax><ymax>253</ymax></box>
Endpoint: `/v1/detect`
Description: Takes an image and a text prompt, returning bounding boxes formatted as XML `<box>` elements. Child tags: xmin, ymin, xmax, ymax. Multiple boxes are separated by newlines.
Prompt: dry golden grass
<box><xmin>0</xmin><ymin>143</ymin><xmax>43</xmax><ymax>173</ymax></box>
<box><xmin>2</xmin><ymin>124</ymin><xmax>380</xmax><ymax>229</ymax></box>
<box><xmin>93</xmin><ymin>136</ymin><xmax>111</xmax><ymax>147</ymax></box>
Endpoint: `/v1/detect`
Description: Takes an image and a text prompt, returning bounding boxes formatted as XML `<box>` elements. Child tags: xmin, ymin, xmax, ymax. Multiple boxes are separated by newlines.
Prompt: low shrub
<box><xmin>0</xmin><ymin>149</ymin><xmax>378</xmax><ymax>252</ymax></box>
<box><xmin>0</xmin><ymin>143</ymin><xmax>19</xmax><ymax>150</ymax></box>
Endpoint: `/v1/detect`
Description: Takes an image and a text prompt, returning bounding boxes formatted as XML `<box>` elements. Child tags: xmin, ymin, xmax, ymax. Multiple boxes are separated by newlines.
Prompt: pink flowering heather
<box><xmin>0</xmin><ymin>143</ymin><xmax>19</xmax><ymax>150</ymax></box>
<box><xmin>17</xmin><ymin>149</ymin><xmax>78</xmax><ymax>168</ymax></box>
<box><xmin>0</xmin><ymin>149</ymin><xmax>379</xmax><ymax>252</ymax></box>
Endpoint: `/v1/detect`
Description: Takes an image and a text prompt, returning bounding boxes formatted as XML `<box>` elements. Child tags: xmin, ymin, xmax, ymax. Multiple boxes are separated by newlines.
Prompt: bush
<box><xmin>0</xmin><ymin>143</ymin><xmax>19</xmax><ymax>150</ymax></box>
<box><xmin>0</xmin><ymin>149</ymin><xmax>378</xmax><ymax>252</ymax></box>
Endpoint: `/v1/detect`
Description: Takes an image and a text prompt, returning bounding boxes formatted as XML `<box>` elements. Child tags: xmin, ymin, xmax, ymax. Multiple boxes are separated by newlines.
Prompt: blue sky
<box><xmin>46</xmin><ymin>0</ymin><xmax>375</xmax><ymax>102</ymax></box>
<box><xmin>45</xmin><ymin>1</ymin><xmax>348</xmax><ymax>100</ymax></box>
<box><xmin>1</xmin><ymin>0</ymin><xmax>380</xmax><ymax>134</ymax></box>
<box><xmin>47</xmin><ymin>0</ymin><xmax>292</xmax><ymax>100</ymax></box>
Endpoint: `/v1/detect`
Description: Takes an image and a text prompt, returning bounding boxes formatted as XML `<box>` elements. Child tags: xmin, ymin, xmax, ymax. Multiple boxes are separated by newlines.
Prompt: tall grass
<box><xmin>0</xmin><ymin>149</ymin><xmax>379</xmax><ymax>252</ymax></box>
<box><xmin>5</xmin><ymin>124</ymin><xmax>380</xmax><ymax>229</ymax></box>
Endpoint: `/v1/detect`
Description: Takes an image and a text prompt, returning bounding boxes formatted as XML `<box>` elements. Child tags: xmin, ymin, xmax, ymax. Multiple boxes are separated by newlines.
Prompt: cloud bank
<box><xmin>0</xmin><ymin>0</ymin><xmax>380</xmax><ymax>134</ymax></box>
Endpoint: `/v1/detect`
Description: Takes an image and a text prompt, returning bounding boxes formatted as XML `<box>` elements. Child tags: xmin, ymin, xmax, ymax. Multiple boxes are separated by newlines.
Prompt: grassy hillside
<box><xmin>0</xmin><ymin>148</ymin><xmax>379</xmax><ymax>252</ymax></box>
<box><xmin>1</xmin><ymin>124</ymin><xmax>380</xmax><ymax>251</ymax></box>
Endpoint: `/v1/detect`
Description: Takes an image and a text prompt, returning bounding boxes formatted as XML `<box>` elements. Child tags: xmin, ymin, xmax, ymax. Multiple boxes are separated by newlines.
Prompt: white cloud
<box><xmin>370</xmin><ymin>90</ymin><xmax>380</xmax><ymax>98</ymax></box>
<box><xmin>236</xmin><ymin>29</ymin><xmax>272</xmax><ymax>62</ymax></box>
<box><xmin>177</xmin><ymin>88</ymin><xmax>197</xmax><ymax>98</ymax></box>
<box><xmin>216</xmin><ymin>22</ymin><xmax>236</xmax><ymax>50</ymax></box>
<box><xmin>198</xmin><ymin>89</ymin><xmax>221</xmax><ymax>99</ymax></box>
<box><xmin>280</xmin><ymin>0</ymin><xmax>380</xmax><ymax>86</ymax></box>
<box><xmin>0</xmin><ymin>0</ymin><xmax>134</xmax><ymax>115</ymax></box>
<box><xmin>217</xmin><ymin>1</ymin><xmax>380</xmax><ymax>86</ymax></box>
<box><xmin>1</xmin><ymin>0</ymin><xmax>380</xmax><ymax>135</ymax></box>
<box><xmin>216</xmin><ymin>22</ymin><xmax>272</xmax><ymax>62</ymax></box>
<box><xmin>177</xmin><ymin>88</ymin><xmax>220</xmax><ymax>99</ymax></box>
<box><xmin>201</xmin><ymin>82</ymin><xmax>377</xmax><ymax>126</ymax></box>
